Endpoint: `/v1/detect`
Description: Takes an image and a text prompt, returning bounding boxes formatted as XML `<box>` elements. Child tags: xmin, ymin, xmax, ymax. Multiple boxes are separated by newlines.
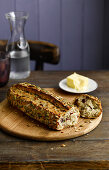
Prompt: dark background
<box><xmin>0</xmin><ymin>0</ymin><xmax>108</xmax><ymax>71</ymax></box>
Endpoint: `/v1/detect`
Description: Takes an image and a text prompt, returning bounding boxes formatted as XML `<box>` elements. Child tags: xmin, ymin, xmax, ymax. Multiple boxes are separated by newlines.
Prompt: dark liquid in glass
<box><xmin>0</xmin><ymin>52</ymin><xmax>10</xmax><ymax>87</ymax></box>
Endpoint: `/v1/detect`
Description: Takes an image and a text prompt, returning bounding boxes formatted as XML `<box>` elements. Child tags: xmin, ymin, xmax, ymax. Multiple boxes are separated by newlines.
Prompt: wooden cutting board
<box><xmin>0</xmin><ymin>88</ymin><xmax>102</xmax><ymax>141</ymax></box>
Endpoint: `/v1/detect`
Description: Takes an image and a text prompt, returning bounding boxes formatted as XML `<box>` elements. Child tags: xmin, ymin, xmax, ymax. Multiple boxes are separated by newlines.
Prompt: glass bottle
<box><xmin>5</xmin><ymin>11</ymin><xmax>30</xmax><ymax>79</ymax></box>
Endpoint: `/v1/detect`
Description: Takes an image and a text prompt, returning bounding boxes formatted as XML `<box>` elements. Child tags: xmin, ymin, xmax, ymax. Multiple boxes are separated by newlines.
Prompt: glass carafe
<box><xmin>5</xmin><ymin>11</ymin><xmax>30</xmax><ymax>79</ymax></box>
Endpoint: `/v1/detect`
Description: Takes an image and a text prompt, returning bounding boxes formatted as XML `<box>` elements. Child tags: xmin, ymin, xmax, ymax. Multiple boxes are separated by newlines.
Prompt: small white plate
<box><xmin>59</xmin><ymin>78</ymin><xmax>98</xmax><ymax>93</ymax></box>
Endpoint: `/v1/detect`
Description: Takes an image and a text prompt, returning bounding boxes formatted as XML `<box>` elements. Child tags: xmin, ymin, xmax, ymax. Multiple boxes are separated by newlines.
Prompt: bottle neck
<box><xmin>9</xmin><ymin>18</ymin><xmax>26</xmax><ymax>40</ymax></box>
<box><xmin>6</xmin><ymin>12</ymin><xmax>29</xmax><ymax>52</ymax></box>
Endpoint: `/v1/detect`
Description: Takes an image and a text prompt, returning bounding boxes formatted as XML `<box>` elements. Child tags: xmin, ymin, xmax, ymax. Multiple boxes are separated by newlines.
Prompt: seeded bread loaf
<box><xmin>74</xmin><ymin>94</ymin><xmax>102</xmax><ymax>118</ymax></box>
<box><xmin>7</xmin><ymin>82</ymin><xmax>80</xmax><ymax>130</ymax></box>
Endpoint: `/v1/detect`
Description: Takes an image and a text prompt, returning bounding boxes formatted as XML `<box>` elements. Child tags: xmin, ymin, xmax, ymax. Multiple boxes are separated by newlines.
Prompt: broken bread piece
<box><xmin>74</xmin><ymin>94</ymin><xmax>102</xmax><ymax>118</ymax></box>
<box><xmin>7</xmin><ymin>82</ymin><xmax>80</xmax><ymax>130</ymax></box>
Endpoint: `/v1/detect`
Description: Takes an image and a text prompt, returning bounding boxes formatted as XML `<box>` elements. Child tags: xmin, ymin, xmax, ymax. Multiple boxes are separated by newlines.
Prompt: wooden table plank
<box><xmin>0</xmin><ymin>70</ymin><xmax>109</xmax><ymax>169</ymax></box>
<box><xmin>0</xmin><ymin>140</ymin><xmax>109</xmax><ymax>162</ymax></box>
<box><xmin>0</xmin><ymin>140</ymin><xmax>109</xmax><ymax>169</ymax></box>
<box><xmin>0</xmin><ymin>161</ymin><xmax>108</xmax><ymax>170</ymax></box>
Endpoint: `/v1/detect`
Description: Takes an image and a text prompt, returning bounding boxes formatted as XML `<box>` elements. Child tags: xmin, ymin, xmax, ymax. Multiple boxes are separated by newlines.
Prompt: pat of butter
<box><xmin>67</xmin><ymin>72</ymin><xmax>88</xmax><ymax>91</ymax></box>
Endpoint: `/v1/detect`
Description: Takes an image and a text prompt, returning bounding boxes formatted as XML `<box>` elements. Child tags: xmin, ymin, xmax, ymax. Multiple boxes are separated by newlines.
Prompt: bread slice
<box><xmin>7</xmin><ymin>82</ymin><xmax>80</xmax><ymax>130</ymax></box>
<box><xmin>74</xmin><ymin>94</ymin><xmax>102</xmax><ymax>118</ymax></box>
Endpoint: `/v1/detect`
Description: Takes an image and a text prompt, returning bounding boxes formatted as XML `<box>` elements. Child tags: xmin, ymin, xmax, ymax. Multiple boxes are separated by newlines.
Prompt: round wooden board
<box><xmin>0</xmin><ymin>88</ymin><xmax>102</xmax><ymax>141</ymax></box>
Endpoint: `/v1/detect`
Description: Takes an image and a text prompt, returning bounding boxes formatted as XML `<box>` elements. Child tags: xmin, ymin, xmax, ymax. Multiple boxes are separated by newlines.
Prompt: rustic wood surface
<box><xmin>0</xmin><ymin>92</ymin><xmax>102</xmax><ymax>141</ymax></box>
<box><xmin>0</xmin><ymin>70</ymin><xmax>109</xmax><ymax>169</ymax></box>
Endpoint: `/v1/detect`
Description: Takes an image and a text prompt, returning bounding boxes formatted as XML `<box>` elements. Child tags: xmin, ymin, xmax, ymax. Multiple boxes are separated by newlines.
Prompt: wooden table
<box><xmin>0</xmin><ymin>70</ymin><xmax>109</xmax><ymax>169</ymax></box>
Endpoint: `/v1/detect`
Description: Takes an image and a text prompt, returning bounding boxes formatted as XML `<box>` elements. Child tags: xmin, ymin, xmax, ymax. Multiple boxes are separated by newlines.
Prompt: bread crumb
<box><xmin>51</xmin><ymin>148</ymin><xmax>53</xmax><ymax>150</ymax></box>
<box><xmin>61</xmin><ymin>144</ymin><xmax>66</xmax><ymax>147</ymax></box>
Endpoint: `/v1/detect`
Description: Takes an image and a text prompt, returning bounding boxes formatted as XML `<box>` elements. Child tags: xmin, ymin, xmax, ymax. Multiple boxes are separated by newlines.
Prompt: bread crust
<box><xmin>14</xmin><ymin>82</ymin><xmax>72</xmax><ymax>111</ymax></box>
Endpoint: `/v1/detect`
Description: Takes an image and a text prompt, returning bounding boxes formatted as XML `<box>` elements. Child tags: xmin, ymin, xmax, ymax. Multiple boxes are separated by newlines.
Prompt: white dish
<box><xmin>59</xmin><ymin>78</ymin><xmax>98</xmax><ymax>93</ymax></box>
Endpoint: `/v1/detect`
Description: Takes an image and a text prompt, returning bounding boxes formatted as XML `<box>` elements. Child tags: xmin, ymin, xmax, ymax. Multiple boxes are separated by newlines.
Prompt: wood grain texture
<box><xmin>0</xmin><ymin>88</ymin><xmax>102</xmax><ymax>141</ymax></box>
<box><xmin>0</xmin><ymin>70</ymin><xmax>108</xmax><ymax>169</ymax></box>
<box><xmin>62</xmin><ymin>0</ymin><xmax>83</xmax><ymax>70</ymax></box>
<box><xmin>0</xmin><ymin>140</ymin><xmax>109</xmax><ymax>168</ymax></box>
<box><xmin>39</xmin><ymin>0</ymin><xmax>61</xmax><ymax>71</ymax></box>
<box><xmin>83</xmin><ymin>0</ymin><xmax>104</xmax><ymax>70</ymax></box>
<box><xmin>16</xmin><ymin>0</ymin><xmax>38</xmax><ymax>41</ymax></box>
<box><xmin>103</xmin><ymin>0</ymin><xmax>109</xmax><ymax>69</ymax></box>
<box><xmin>0</xmin><ymin>161</ymin><xmax>109</xmax><ymax>170</ymax></box>
<box><xmin>0</xmin><ymin>0</ymin><xmax>15</xmax><ymax>39</ymax></box>
<box><xmin>0</xmin><ymin>0</ymin><xmax>105</xmax><ymax>71</ymax></box>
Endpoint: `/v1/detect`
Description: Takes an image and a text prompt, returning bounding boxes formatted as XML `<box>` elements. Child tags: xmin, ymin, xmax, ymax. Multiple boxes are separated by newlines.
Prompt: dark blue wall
<box><xmin>0</xmin><ymin>0</ymin><xmax>106</xmax><ymax>71</ymax></box>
